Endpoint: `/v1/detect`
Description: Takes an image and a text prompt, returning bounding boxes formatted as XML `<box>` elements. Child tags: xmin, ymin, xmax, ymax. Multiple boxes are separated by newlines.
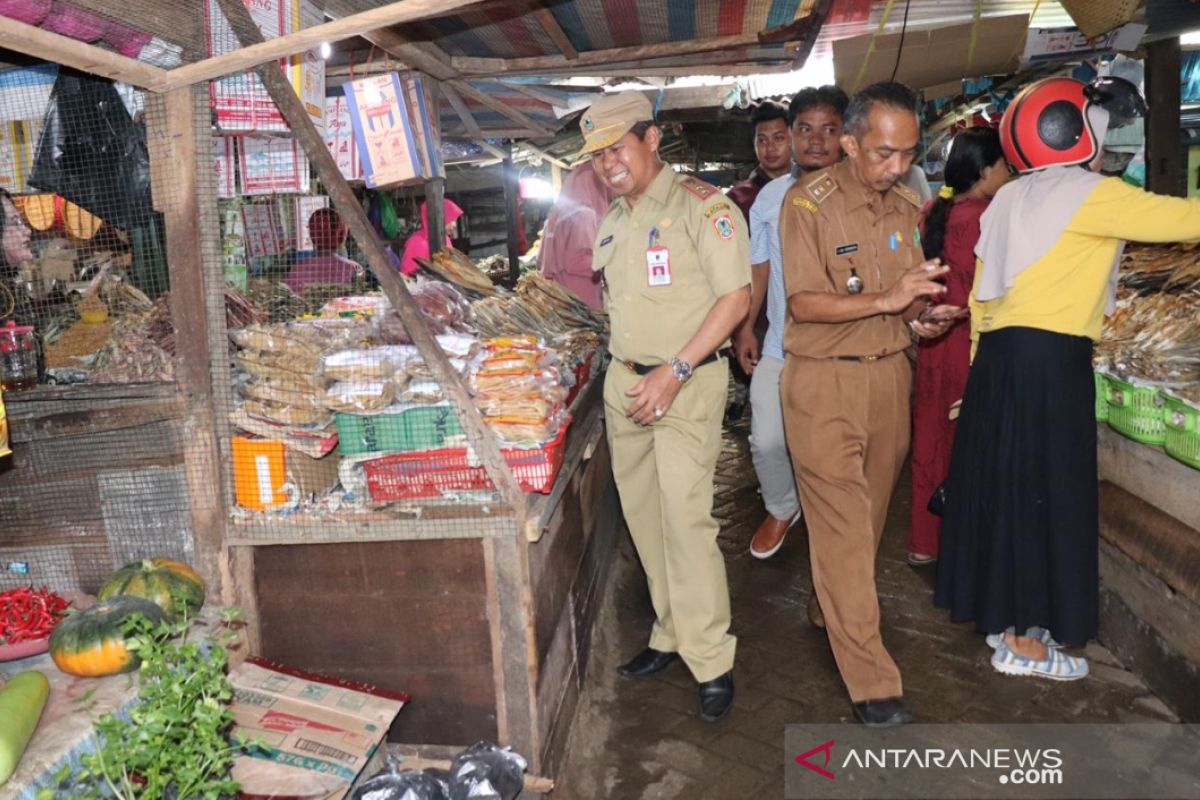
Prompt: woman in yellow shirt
<box><xmin>935</xmin><ymin>76</ymin><xmax>1200</xmax><ymax>681</ymax></box>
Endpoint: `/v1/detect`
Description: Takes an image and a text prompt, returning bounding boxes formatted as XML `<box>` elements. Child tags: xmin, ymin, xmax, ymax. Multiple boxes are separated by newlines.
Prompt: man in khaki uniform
<box><xmin>580</xmin><ymin>91</ymin><xmax>751</xmax><ymax>722</ymax></box>
<box><xmin>778</xmin><ymin>82</ymin><xmax>958</xmax><ymax>727</ymax></box>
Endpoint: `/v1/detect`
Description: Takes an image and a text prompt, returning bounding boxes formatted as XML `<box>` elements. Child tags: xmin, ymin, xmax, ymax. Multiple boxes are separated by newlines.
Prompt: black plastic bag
<box><xmin>351</xmin><ymin>759</ymin><xmax>450</xmax><ymax>800</ymax></box>
<box><xmin>448</xmin><ymin>742</ymin><xmax>527</xmax><ymax>800</ymax></box>
<box><xmin>29</xmin><ymin>68</ymin><xmax>152</xmax><ymax>232</ymax></box>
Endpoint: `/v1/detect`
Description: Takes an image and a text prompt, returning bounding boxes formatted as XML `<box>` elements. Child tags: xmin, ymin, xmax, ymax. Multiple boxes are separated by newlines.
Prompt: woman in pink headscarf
<box><xmin>537</xmin><ymin>161</ymin><xmax>614</xmax><ymax>308</ymax></box>
<box><xmin>399</xmin><ymin>199</ymin><xmax>465</xmax><ymax>277</ymax></box>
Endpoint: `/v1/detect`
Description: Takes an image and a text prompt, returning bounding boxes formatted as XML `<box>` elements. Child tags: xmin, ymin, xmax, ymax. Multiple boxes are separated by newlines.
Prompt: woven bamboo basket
<box><xmin>1059</xmin><ymin>0</ymin><xmax>1141</xmax><ymax>39</ymax></box>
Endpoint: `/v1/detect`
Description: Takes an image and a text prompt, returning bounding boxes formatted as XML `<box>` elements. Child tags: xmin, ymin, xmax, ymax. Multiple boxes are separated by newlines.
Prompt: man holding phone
<box><xmin>778</xmin><ymin>82</ymin><xmax>958</xmax><ymax>727</ymax></box>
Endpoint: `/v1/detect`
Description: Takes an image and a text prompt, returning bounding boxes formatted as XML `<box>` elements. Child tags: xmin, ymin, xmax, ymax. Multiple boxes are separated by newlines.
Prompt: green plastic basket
<box><xmin>1162</xmin><ymin>393</ymin><xmax>1200</xmax><ymax>470</ymax></box>
<box><xmin>1106</xmin><ymin>377</ymin><xmax>1167</xmax><ymax>445</ymax></box>
<box><xmin>336</xmin><ymin>404</ymin><xmax>465</xmax><ymax>456</ymax></box>
<box><xmin>1094</xmin><ymin>371</ymin><xmax>1110</xmax><ymax>422</ymax></box>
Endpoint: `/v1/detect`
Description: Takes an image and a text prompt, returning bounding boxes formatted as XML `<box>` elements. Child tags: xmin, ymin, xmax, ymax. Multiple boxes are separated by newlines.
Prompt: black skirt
<box><xmin>934</xmin><ymin>326</ymin><xmax>1098</xmax><ymax>646</ymax></box>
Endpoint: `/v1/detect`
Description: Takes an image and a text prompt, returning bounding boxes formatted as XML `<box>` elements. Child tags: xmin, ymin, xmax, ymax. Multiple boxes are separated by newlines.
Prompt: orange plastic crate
<box><xmin>363</xmin><ymin>421</ymin><xmax>570</xmax><ymax>501</ymax></box>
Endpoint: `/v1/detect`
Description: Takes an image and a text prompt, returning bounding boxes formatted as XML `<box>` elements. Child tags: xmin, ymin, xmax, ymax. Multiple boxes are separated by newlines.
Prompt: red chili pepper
<box><xmin>0</xmin><ymin>586</ymin><xmax>71</xmax><ymax>644</ymax></box>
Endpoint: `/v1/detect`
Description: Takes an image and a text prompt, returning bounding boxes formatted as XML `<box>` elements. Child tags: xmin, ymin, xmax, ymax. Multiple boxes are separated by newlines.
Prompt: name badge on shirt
<box><xmin>647</xmin><ymin>246</ymin><xmax>671</xmax><ymax>286</ymax></box>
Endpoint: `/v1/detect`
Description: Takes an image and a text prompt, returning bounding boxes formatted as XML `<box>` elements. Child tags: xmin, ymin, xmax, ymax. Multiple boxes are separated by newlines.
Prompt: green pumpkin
<box><xmin>49</xmin><ymin>596</ymin><xmax>165</xmax><ymax>677</ymax></box>
<box><xmin>98</xmin><ymin>558</ymin><xmax>206</xmax><ymax>621</ymax></box>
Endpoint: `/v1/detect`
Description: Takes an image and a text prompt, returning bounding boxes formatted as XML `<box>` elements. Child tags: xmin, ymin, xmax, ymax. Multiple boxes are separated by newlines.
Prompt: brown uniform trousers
<box><xmin>778</xmin><ymin>160</ymin><xmax>924</xmax><ymax>702</ymax></box>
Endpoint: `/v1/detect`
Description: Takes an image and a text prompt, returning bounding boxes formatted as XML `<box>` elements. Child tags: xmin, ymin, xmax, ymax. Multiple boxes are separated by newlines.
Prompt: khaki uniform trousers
<box><xmin>605</xmin><ymin>360</ymin><xmax>737</xmax><ymax>683</ymax></box>
<box><xmin>781</xmin><ymin>353</ymin><xmax>910</xmax><ymax>702</ymax></box>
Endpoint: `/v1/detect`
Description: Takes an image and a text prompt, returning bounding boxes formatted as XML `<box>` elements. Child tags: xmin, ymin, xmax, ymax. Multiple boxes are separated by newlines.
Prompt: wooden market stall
<box><xmin>0</xmin><ymin>0</ymin><xmax>835</xmax><ymax>784</ymax></box>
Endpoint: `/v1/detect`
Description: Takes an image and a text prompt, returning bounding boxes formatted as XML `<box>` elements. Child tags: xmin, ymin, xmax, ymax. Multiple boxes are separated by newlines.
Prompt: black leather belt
<box><xmin>621</xmin><ymin>348</ymin><xmax>732</xmax><ymax>376</ymax></box>
<box><xmin>834</xmin><ymin>351</ymin><xmax>899</xmax><ymax>362</ymax></box>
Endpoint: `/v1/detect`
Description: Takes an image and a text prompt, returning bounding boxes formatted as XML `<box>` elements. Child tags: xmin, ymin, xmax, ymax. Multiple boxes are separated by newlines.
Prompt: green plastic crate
<box><xmin>1094</xmin><ymin>371</ymin><xmax>1110</xmax><ymax>423</ymax></box>
<box><xmin>1106</xmin><ymin>377</ymin><xmax>1167</xmax><ymax>445</ymax></box>
<box><xmin>336</xmin><ymin>404</ymin><xmax>465</xmax><ymax>456</ymax></box>
<box><xmin>1162</xmin><ymin>393</ymin><xmax>1200</xmax><ymax>470</ymax></box>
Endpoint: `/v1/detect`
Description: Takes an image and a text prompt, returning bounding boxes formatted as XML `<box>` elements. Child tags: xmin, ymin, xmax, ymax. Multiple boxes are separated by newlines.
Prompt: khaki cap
<box><xmin>578</xmin><ymin>90</ymin><xmax>654</xmax><ymax>155</ymax></box>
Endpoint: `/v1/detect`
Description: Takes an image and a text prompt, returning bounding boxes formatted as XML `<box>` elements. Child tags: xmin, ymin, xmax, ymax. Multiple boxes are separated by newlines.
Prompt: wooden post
<box><xmin>214</xmin><ymin>0</ymin><xmax>524</xmax><ymax>508</ymax></box>
<box><xmin>503</xmin><ymin>142</ymin><xmax>522</xmax><ymax>287</ymax></box>
<box><xmin>143</xmin><ymin>87</ymin><xmax>227</xmax><ymax>599</ymax></box>
<box><xmin>551</xmin><ymin>163</ymin><xmax>562</xmax><ymax>196</ymax></box>
<box><xmin>1145</xmin><ymin>37</ymin><xmax>1185</xmax><ymax>197</ymax></box>
<box><xmin>426</xmin><ymin>177</ymin><xmax>446</xmax><ymax>256</ymax></box>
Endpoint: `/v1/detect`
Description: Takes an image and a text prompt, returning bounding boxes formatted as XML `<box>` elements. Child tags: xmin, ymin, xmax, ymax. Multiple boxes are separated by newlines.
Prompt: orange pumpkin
<box><xmin>48</xmin><ymin>596</ymin><xmax>165</xmax><ymax>677</ymax></box>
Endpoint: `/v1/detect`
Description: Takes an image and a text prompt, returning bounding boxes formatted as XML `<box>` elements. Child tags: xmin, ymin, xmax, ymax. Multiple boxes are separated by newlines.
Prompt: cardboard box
<box><xmin>230</xmin><ymin>658</ymin><xmax>407</xmax><ymax>800</ymax></box>
<box><xmin>232</xmin><ymin>436</ymin><xmax>341</xmax><ymax>510</ymax></box>
<box><xmin>834</xmin><ymin>14</ymin><xmax>1030</xmax><ymax>92</ymax></box>
<box><xmin>342</xmin><ymin>73</ymin><xmax>424</xmax><ymax>188</ymax></box>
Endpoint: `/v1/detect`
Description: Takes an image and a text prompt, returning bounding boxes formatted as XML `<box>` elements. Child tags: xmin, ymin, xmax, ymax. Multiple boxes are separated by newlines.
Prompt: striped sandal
<box><xmin>990</xmin><ymin>641</ymin><xmax>1088</xmax><ymax>681</ymax></box>
<box><xmin>985</xmin><ymin>626</ymin><xmax>1060</xmax><ymax>650</ymax></box>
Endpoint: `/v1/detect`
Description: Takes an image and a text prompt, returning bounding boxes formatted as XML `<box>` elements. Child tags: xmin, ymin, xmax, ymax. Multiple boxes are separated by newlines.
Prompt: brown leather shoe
<box><xmin>749</xmin><ymin>514</ymin><xmax>794</xmax><ymax>559</ymax></box>
<box><xmin>807</xmin><ymin>593</ymin><xmax>825</xmax><ymax>629</ymax></box>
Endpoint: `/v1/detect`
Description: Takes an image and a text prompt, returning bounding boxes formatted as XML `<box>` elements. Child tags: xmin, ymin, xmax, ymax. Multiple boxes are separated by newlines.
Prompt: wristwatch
<box><xmin>668</xmin><ymin>356</ymin><xmax>694</xmax><ymax>384</ymax></box>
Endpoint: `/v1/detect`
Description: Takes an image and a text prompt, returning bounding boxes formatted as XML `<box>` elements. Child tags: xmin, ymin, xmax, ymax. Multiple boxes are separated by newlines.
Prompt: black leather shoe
<box><xmin>617</xmin><ymin>648</ymin><xmax>680</xmax><ymax>679</ymax></box>
<box><xmin>698</xmin><ymin>671</ymin><xmax>735</xmax><ymax>722</ymax></box>
<box><xmin>851</xmin><ymin>698</ymin><xmax>914</xmax><ymax>728</ymax></box>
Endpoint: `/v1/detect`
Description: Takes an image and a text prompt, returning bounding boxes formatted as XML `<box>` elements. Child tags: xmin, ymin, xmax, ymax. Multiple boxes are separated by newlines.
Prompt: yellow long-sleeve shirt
<box><xmin>971</xmin><ymin>177</ymin><xmax>1200</xmax><ymax>345</ymax></box>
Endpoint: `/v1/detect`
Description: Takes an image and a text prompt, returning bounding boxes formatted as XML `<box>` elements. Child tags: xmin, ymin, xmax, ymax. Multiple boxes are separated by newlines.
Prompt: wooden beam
<box><xmin>500</xmin><ymin>62</ymin><xmax>795</xmax><ymax>80</ymax></box>
<box><xmin>791</xmin><ymin>0</ymin><xmax>833</xmax><ymax>69</ymax></box>
<box><xmin>0</xmin><ymin>14</ymin><xmax>171</xmax><ymax>90</ymax></box>
<box><xmin>450</xmin><ymin>80</ymin><xmax>556</xmax><ymax>137</ymax></box>
<box><xmin>214</xmin><ymin>0</ymin><xmax>525</xmax><ymax>507</ymax></box>
<box><xmin>474</xmin><ymin>140</ymin><xmax>509</xmax><ymax>160</ymax></box>
<box><xmin>533</xmin><ymin>5</ymin><xmax>578</xmax><ymax>60</ymax></box>
<box><xmin>1146</xmin><ymin>37</ymin><xmax>1185</xmax><ymax>197</ymax></box>
<box><xmin>440</xmin><ymin>81</ymin><xmax>485</xmax><ymax>139</ymax></box>
<box><xmin>498</xmin><ymin>81</ymin><xmax>570</xmax><ymax>108</ymax></box>
<box><xmin>452</xmin><ymin>24</ymin><xmax>803</xmax><ymax>75</ymax></box>
<box><xmin>162</xmin><ymin>0</ymin><xmax>483</xmax><ymax>89</ymax></box>
<box><xmin>144</xmin><ymin>86</ymin><xmax>228</xmax><ymax>600</ymax></box>
<box><xmin>360</xmin><ymin>27</ymin><xmax>459</xmax><ymax>81</ymax></box>
<box><xmin>502</xmin><ymin>143</ymin><xmax>522</xmax><ymax>287</ymax></box>
<box><xmin>521</xmin><ymin>142</ymin><xmax>572</xmax><ymax>170</ymax></box>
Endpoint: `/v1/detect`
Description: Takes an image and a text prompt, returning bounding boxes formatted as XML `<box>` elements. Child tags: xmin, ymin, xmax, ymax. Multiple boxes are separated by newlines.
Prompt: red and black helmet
<box><xmin>1000</xmin><ymin>77</ymin><xmax>1099</xmax><ymax>173</ymax></box>
<box><xmin>999</xmin><ymin>75</ymin><xmax>1146</xmax><ymax>173</ymax></box>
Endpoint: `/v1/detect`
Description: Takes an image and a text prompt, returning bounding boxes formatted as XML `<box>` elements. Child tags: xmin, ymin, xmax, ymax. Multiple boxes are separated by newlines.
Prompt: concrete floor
<box><xmin>552</xmin><ymin>417</ymin><xmax>1179</xmax><ymax>799</ymax></box>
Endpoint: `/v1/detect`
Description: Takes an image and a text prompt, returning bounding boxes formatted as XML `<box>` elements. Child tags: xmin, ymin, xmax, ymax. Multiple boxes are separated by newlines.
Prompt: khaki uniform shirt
<box><xmin>594</xmin><ymin>165</ymin><xmax>751</xmax><ymax>364</ymax></box>
<box><xmin>779</xmin><ymin>160</ymin><xmax>924</xmax><ymax>359</ymax></box>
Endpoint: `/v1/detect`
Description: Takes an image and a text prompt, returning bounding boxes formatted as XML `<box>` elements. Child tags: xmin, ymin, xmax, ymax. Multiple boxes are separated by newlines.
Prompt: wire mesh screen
<box><xmin>205</xmin><ymin>71</ymin><xmax>608</xmax><ymax>542</ymax></box>
<box><xmin>0</xmin><ymin>60</ymin><xmax>201</xmax><ymax>594</ymax></box>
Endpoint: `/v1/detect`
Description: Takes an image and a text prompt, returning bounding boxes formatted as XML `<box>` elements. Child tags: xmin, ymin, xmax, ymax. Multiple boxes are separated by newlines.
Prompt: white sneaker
<box><xmin>990</xmin><ymin>641</ymin><xmax>1088</xmax><ymax>681</ymax></box>
<box><xmin>985</xmin><ymin>626</ymin><xmax>1060</xmax><ymax>650</ymax></box>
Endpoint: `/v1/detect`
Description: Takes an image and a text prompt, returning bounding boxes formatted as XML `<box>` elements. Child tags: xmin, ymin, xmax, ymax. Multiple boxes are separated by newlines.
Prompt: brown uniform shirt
<box><xmin>779</xmin><ymin>160</ymin><xmax>924</xmax><ymax>359</ymax></box>
<box><xmin>594</xmin><ymin>165</ymin><xmax>751</xmax><ymax>364</ymax></box>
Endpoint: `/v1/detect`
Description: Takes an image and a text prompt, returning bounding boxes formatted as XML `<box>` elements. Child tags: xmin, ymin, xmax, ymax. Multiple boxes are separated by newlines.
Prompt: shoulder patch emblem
<box><xmin>704</xmin><ymin>201</ymin><xmax>731</xmax><ymax>218</ymax></box>
<box><xmin>599</xmin><ymin>234</ymin><xmax>613</xmax><ymax>247</ymax></box>
<box><xmin>804</xmin><ymin>173</ymin><xmax>838</xmax><ymax>204</ymax></box>
<box><xmin>712</xmin><ymin>213</ymin><xmax>736</xmax><ymax>240</ymax></box>
<box><xmin>891</xmin><ymin>182</ymin><xmax>921</xmax><ymax>208</ymax></box>
<box><xmin>792</xmin><ymin>197</ymin><xmax>818</xmax><ymax>213</ymax></box>
<box><xmin>680</xmin><ymin>176</ymin><xmax>717</xmax><ymax>200</ymax></box>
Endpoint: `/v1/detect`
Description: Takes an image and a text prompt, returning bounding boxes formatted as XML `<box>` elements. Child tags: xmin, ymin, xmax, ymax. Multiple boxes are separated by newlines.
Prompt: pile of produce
<box><xmin>0</xmin><ymin>586</ymin><xmax>70</xmax><ymax>645</ymax></box>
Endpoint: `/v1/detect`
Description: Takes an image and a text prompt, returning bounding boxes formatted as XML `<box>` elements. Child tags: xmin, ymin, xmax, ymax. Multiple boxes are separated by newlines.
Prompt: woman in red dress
<box><xmin>909</xmin><ymin>127</ymin><xmax>1009</xmax><ymax>564</ymax></box>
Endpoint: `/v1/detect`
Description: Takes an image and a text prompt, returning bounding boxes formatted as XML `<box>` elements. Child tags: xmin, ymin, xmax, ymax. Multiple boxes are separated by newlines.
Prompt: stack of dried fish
<box><xmin>472</xmin><ymin>273</ymin><xmax>609</xmax><ymax>340</ymax></box>
<box><xmin>1096</xmin><ymin>290</ymin><xmax>1200</xmax><ymax>385</ymax></box>
<box><xmin>140</xmin><ymin>287</ymin><xmax>268</xmax><ymax>355</ymax></box>
<box><xmin>1120</xmin><ymin>243</ymin><xmax>1200</xmax><ymax>294</ymax></box>
<box><xmin>515</xmin><ymin>272</ymin><xmax>607</xmax><ymax>333</ymax></box>
<box><xmin>417</xmin><ymin>249</ymin><xmax>500</xmax><ymax>296</ymax></box>
<box><xmin>87</xmin><ymin>319</ymin><xmax>176</xmax><ymax>383</ymax></box>
<box><xmin>246</xmin><ymin>278</ymin><xmax>308</xmax><ymax>322</ymax></box>
<box><xmin>476</xmin><ymin>254</ymin><xmax>509</xmax><ymax>283</ymax></box>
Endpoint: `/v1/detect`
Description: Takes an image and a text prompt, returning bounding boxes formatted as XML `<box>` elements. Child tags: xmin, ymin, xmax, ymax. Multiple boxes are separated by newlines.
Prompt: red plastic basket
<box><xmin>564</xmin><ymin>354</ymin><xmax>595</xmax><ymax>408</ymax></box>
<box><xmin>363</xmin><ymin>421</ymin><xmax>570</xmax><ymax>501</ymax></box>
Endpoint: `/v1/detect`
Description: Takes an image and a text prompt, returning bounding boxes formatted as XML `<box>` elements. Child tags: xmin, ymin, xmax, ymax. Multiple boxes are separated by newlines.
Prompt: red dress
<box><xmin>910</xmin><ymin>197</ymin><xmax>987</xmax><ymax>557</ymax></box>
